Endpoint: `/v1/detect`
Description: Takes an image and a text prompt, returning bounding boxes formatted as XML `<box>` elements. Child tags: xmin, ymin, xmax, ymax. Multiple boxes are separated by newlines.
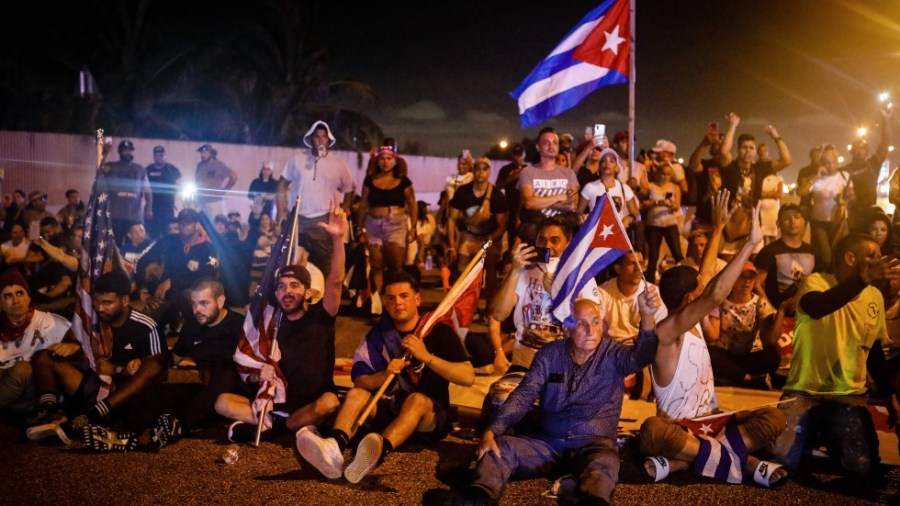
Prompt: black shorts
<box><xmin>370</xmin><ymin>390</ymin><xmax>453</xmax><ymax>443</ymax></box>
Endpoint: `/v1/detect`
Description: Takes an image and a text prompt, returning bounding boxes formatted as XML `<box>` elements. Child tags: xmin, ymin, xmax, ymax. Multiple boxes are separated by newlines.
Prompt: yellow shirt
<box><xmin>786</xmin><ymin>272</ymin><xmax>886</xmax><ymax>395</ymax></box>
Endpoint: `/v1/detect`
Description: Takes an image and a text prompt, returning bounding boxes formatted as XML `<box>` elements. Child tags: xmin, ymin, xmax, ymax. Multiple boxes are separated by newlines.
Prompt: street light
<box><xmin>857</xmin><ymin>127</ymin><xmax>868</xmax><ymax>138</ymax></box>
<box><xmin>499</xmin><ymin>139</ymin><xmax>509</xmax><ymax>149</ymax></box>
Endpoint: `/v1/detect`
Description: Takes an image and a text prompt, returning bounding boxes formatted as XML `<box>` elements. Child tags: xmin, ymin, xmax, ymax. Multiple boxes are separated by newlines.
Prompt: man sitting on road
<box><xmin>295</xmin><ymin>271</ymin><xmax>474</xmax><ymax>483</ymax></box>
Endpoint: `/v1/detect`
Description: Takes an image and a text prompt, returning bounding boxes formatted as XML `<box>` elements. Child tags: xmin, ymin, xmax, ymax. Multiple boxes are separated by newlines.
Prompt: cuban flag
<box><xmin>550</xmin><ymin>193</ymin><xmax>631</xmax><ymax>325</ymax></box>
<box><xmin>511</xmin><ymin>0</ymin><xmax>630</xmax><ymax>128</ymax></box>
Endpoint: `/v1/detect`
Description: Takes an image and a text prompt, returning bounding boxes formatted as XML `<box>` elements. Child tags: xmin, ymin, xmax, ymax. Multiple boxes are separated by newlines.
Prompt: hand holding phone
<box><xmin>28</xmin><ymin>222</ymin><xmax>41</xmax><ymax>242</ymax></box>
<box><xmin>593</xmin><ymin>124</ymin><xmax>606</xmax><ymax>146</ymax></box>
<box><xmin>531</xmin><ymin>246</ymin><xmax>551</xmax><ymax>263</ymax></box>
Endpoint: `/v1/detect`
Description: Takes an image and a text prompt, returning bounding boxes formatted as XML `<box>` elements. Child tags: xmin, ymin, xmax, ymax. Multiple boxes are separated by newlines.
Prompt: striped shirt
<box><xmin>109</xmin><ymin>308</ymin><xmax>164</xmax><ymax>365</ymax></box>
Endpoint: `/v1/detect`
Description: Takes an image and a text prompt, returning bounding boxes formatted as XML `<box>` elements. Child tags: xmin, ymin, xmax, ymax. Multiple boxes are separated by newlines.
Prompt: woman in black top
<box><xmin>357</xmin><ymin>145</ymin><xmax>416</xmax><ymax>314</ymax></box>
<box><xmin>247</xmin><ymin>161</ymin><xmax>278</xmax><ymax>217</ymax></box>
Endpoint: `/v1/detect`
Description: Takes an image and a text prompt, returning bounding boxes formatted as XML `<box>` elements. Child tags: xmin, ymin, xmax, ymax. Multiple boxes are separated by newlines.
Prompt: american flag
<box><xmin>71</xmin><ymin>169</ymin><xmax>124</xmax><ymax>370</ymax></box>
<box><xmin>232</xmin><ymin>207</ymin><xmax>298</xmax><ymax>428</ymax></box>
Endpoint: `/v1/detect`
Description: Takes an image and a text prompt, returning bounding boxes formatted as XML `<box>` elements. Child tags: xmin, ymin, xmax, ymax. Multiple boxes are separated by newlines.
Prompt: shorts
<box><xmin>365</xmin><ymin>214</ymin><xmax>409</xmax><ymax>248</ymax></box>
<box><xmin>370</xmin><ymin>390</ymin><xmax>453</xmax><ymax>443</ymax></box>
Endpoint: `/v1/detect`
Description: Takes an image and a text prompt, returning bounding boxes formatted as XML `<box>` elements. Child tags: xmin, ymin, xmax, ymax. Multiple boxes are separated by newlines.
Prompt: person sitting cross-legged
<box><xmin>444</xmin><ymin>292</ymin><xmax>660</xmax><ymax>506</ymax></box>
<box><xmin>295</xmin><ymin>271</ymin><xmax>474</xmax><ymax>483</ymax></box>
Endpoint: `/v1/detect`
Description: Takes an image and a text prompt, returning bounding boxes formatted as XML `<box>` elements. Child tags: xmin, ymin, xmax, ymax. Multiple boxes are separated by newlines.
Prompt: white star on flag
<box><xmin>97</xmin><ymin>240</ymin><xmax>105</xmax><ymax>250</ymax></box>
<box><xmin>598</xmin><ymin>223</ymin><xmax>614</xmax><ymax>240</ymax></box>
<box><xmin>98</xmin><ymin>193</ymin><xmax>107</xmax><ymax>203</ymax></box>
<box><xmin>208</xmin><ymin>256</ymin><xmax>219</xmax><ymax>267</ymax></box>
<box><xmin>699</xmin><ymin>423</ymin><xmax>714</xmax><ymax>435</ymax></box>
<box><xmin>602</xmin><ymin>25</ymin><xmax>625</xmax><ymax>55</ymax></box>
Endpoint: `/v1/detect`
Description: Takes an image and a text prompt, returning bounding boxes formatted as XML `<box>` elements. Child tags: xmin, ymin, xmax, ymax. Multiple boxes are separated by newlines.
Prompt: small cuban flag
<box><xmin>550</xmin><ymin>193</ymin><xmax>631</xmax><ymax>326</ymax></box>
<box><xmin>511</xmin><ymin>0</ymin><xmax>631</xmax><ymax>128</ymax></box>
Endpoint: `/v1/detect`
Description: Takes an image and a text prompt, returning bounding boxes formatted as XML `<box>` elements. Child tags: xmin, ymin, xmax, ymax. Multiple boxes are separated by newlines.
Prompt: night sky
<box><xmin>318</xmin><ymin>0</ymin><xmax>900</xmax><ymax>181</ymax></box>
<box><xmin>6</xmin><ymin>0</ymin><xmax>900</xmax><ymax>183</ymax></box>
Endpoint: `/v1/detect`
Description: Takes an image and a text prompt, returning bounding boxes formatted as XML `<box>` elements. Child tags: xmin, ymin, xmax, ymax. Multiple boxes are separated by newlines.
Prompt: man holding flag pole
<box><xmin>295</xmin><ymin>249</ymin><xmax>483</xmax><ymax>483</ymax></box>
<box><xmin>214</xmin><ymin>199</ymin><xmax>347</xmax><ymax>444</ymax></box>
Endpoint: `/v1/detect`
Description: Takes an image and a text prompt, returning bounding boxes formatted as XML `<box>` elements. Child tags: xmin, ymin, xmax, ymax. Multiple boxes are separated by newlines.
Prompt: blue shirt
<box><xmin>489</xmin><ymin>329</ymin><xmax>658</xmax><ymax>440</ymax></box>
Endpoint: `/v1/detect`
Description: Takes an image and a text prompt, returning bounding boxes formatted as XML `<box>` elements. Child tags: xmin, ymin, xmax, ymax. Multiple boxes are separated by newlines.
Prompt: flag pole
<box><xmin>351</xmin><ymin>240</ymin><xmax>491</xmax><ymax>432</ymax></box>
<box><xmin>96</xmin><ymin>129</ymin><xmax>104</xmax><ymax>169</ymax></box>
<box><xmin>628</xmin><ymin>0</ymin><xmax>636</xmax><ymax>182</ymax></box>
<box><xmin>254</xmin><ymin>195</ymin><xmax>301</xmax><ymax>447</ymax></box>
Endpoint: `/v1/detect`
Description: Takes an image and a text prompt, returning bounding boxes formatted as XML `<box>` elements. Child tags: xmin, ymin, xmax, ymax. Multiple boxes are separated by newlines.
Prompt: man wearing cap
<box><xmin>137</xmin><ymin>208</ymin><xmax>218</xmax><ymax>313</ymax></box>
<box><xmin>195</xmin><ymin>144</ymin><xmax>237</xmax><ymax>218</ymax></box>
<box><xmin>276</xmin><ymin>120</ymin><xmax>355</xmax><ymax>275</ymax></box>
<box><xmin>716</xmin><ymin>113</ymin><xmax>792</xmax><ymax>210</ymax></box>
<box><xmin>687</xmin><ymin>129</ymin><xmax>727</xmax><ymax>227</ymax></box>
<box><xmin>215</xmin><ymin>203</ymin><xmax>348</xmax><ymax>441</ymax></box>
<box><xmin>0</xmin><ymin>268</ymin><xmax>76</xmax><ymax>418</ymax></box>
<box><xmin>145</xmin><ymin>146</ymin><xmax>182</xmax><ymax>240</ymax></box>
<box><xmin>102</xmin><ymin>140</ymin><xmax>153</xmax><ymax>243</ymax></box>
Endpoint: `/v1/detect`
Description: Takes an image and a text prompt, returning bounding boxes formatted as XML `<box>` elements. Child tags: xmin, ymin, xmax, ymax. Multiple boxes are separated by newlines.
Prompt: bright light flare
<box><xmin>499</xmin><ymin>139</ymin><xmax>509</xmax><ymax>149</ymax></box>
<box><xmin>838</xmin><ymin>156</ymin><xmax>845</xmax><ymax>164</ymax></box>
<box><xmin>879</xmin><ymin>91</ymin><xmax>890</xmax><ymax>102</ymax></box>
<box><xmin>182</xmin><ymin>183</ymin><xmax>197</xmax><ymax>200</ymax></box>
<box><xmin>857</xmin><ymin>127</ymin><xmax>868</xmax><ymax>137</ymax></box>
<box><xmin>890</xmin><ymin>145</ymin><xmax>896</xmax><ymax>152</ymax></box>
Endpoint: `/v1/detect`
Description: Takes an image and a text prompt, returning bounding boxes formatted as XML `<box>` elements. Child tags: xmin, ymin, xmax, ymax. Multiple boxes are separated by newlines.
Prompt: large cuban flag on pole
<box><xmin>511</xmin><ymin>0</ymin><xmax>631</xmax><ymax>128</ymax></box>
<box><xmin>550</xmin><ymin>193</ymin><xmax>631</xmax><ymax>325</ymax></box>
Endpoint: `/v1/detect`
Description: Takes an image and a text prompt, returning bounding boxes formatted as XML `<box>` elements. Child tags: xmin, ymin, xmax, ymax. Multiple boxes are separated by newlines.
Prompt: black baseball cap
<box><xmin>177</xmin><ymin>208</ymin><xmax>200</xmax><ymax>223</ymax></box>
<box><xmin>118</xmin><ymin>140</ymin><xmax>135</xmax><ymax>151</ymax></box>
<box><xmin>275</xmin><ymin>264</ymin><xmax>311</xmax><ymax>289</ymax></box>
<box><xmin>197</xmin><ymin>144</ymin><xmax>212</xmax><ymax>152</ymax></box>
<box><xmin>153</xmin><ymin>145</ymin><xmax>165</xmax><ymax>153</ymax></box>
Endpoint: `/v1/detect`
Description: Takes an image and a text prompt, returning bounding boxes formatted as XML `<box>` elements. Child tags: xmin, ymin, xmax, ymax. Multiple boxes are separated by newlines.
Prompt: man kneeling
<box><xmin>455</xmin><ymin>293</ymin><xmax>660</xmax><ymax>506</ymax></box>
<box><xmin>296</xmin><ymin>271</ymin><xmax>474</xmax><ymax>483</ymax></box>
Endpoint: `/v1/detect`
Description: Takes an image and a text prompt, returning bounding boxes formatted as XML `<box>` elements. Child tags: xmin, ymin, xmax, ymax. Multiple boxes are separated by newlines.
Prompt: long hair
<box><xmin>366</xmin><ymin>153</ymin><xmax>408</xmax><ymax>179</ymax></box>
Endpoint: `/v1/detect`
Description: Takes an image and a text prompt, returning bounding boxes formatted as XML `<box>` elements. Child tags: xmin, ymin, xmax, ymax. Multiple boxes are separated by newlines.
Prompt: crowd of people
<box><xmin>0</xmin><ymin>110</ymin><xmax>898</xmax><ymax>504</ymax></box>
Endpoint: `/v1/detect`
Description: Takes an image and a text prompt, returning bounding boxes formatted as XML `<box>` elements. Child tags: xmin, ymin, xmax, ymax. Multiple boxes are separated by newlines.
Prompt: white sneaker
<box><xmin>344</xmin><ymin>432</ymin><xmax>383</xmax><ymax>483</ymax></box>
<box><xmin>26</xmin><ymin>422</ymin><xmax>72</xmax><ymax>445</ymax></box>
<box><xmin>295</xmin><ymin>426</ymin><xmax>343</xmax><ymax>479</ymax></box>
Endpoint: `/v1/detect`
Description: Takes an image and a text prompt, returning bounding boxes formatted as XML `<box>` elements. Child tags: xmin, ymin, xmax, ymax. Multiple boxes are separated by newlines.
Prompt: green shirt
<box><xmin>786</xmin><ymin>272</ymin><xmax>886</xmax><ymax>395</ymax></box>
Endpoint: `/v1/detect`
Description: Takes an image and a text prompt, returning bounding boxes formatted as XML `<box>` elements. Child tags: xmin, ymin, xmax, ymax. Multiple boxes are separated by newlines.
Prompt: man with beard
<box><xmin>169</xmin><ymin>279</ymin><xmax>244</xmax><ymax>433</ymax></box>
<box><xmin>103</xmin><ymin>140</ymin><xmax>153</xmax><ymax>243</ymax></box>
<box><xmin>215</xmin><ymin>203</ymin><xmax>347</xmax><ymax>441</ymax></box>
<box><xmin>26</xmin><ymin>271</ymin><xmax>171</xmax><ymax>451</ymax></box>
<box><xmin>516</xmin><ymin>127</ymin><xmax>579</xmax><ymax>245</ymax></box>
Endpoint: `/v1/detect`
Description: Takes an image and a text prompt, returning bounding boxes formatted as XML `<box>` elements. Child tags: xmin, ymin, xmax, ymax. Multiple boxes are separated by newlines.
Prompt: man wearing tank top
<box><xmin>638</xmin><ymin>191</ymin><xmax>789</xmax><ymax>488</ymax></box>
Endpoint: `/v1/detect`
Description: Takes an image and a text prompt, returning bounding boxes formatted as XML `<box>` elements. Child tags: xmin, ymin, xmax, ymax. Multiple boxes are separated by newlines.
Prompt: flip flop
<box><xmin>752</xmin><ymin>460</ymin><xmax>788</xmax><ymax>488</ymax></box>
<box><xmin>645</xmin><ymin>455</ymin><xmax>670</xmax><ymax>482</ymax></box>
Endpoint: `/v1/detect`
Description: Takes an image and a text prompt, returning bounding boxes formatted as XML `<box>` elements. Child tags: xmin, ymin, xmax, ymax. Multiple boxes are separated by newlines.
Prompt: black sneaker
<box><xmin>228</xmin><ymin>421</ymin><xmax>259</xmax><ymax>444</ymax></box>
<box><xmin>152</xmin><ymin>414</ymin><xmax>183</xmax><ymax>449</ymax></box>
<box><xmin>82</xmin><ymin>424</ymin><xmax>139</xmax><ymax>452</ymax></box>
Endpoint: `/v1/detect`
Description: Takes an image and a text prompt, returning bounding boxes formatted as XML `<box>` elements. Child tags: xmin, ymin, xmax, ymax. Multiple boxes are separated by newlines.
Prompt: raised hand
<box><xmin>711</xmin><ymin>189</ymin><xmax>736</xmax><ymax>229</ymax></box>
<box><xmin>765</xmin><ymin>125</ymin><xmax>780</xmax><ymax>139</ymax></box>
<box><xmin>318</xmin><ymin>201</ymin><xmax>348</xmax><ymax>238</ymax></box>
<box><xmin>637</xmin><ymin>285</ymin><xmax>661</xmax><ymax>319</ymax></box>
<box><xmin>748</xmin><ymin>201</ymin><xmax>763</xmax><ymax>245</ymax></box>
<box><xmin>511</xmin><ymin>243</ymin><xmax>536</xmax><ymax>270</ymax></box>
<box><xmin>726</xmin><ymin>112</ymin><xmax>741</xmax><ymax>128</ymax></box>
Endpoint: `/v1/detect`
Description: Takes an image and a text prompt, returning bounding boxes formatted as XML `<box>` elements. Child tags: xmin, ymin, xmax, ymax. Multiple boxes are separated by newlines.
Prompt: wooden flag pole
<box><xmin>254</xmin><ymin>195</ymin><xmax>301</xmax><ymax>447</ymax></box>
<box><xmin>351</xmin><ymin>240</ymin><xmax>491</xmax><ymax>432</ymax></box>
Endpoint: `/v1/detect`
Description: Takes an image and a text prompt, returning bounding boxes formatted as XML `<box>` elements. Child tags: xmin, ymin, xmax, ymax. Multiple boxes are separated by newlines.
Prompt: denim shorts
<box><xmin>365</xmin><ymin>213</ymin><xmax>409</xmax><ymax>247</ymax></box>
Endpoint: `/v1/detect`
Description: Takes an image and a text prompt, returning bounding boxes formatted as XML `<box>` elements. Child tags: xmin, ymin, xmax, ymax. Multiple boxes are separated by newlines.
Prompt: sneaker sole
<box><xmin>83</xmin><ymin>425</ymin><xmax>138</xmax><ymax>452</ymax></box>
<box><xmin>295</xmin><ymin>431</ymin><xmax>343</xmax><ymax>480</ymax></box>
<box><xmin>344</xmin><ymin>434</ymin><xmax>382</xmax><ymax>484</ymax></box>
<box><xmin>26</xmin><ymin>423</ymin><xmax>71</xmax><ymax>445</ymax></box>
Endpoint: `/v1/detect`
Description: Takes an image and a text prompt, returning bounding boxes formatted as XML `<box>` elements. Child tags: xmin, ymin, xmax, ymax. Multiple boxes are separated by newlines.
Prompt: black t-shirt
<box><xmin>721</xmin><ymin>160</ymin><xmax>775</xmax><ymax>207</ymax></box>
<box><xmin>753</xmin><ymin>239</ymin><xmax>818</xmax><ymax>307</ymax></box>
<box><xmin>843</xmin><ymin>155</ymin><xmax>883</xmax><ymax>209</ymax></box>
<box><xmin>449</xmin><ymin>182</ymin><xmax>509</xmax><ymax>236</ymax></box>
<box><xmin>496</xmin><ymin>162</ymin><xmax>525</xmax><ymax>215</ymax></box>
<box><xmin>276</xmin><ymin>302</ymin><xmax>336</xmax><ymax>410</ymax></box>
<box><xmin>576</xmin><ymin>166</ymin><xmax>601</xmax><ymax>190</ymax></box>
<box><xmin>138</xmin><ymin>234</ymin><xmax>218</xmax><ymax>296</ymax></box>
<box><xmin>109</xmin><ymin>308</ymin><xmax>165</xmax><ymax>365</ymax></box>
<box><xmin>146</xmin><ymin>162</ymin><xmax>182</xmax><ymax>218</ymax></box>
<box><xmin>402</xmin><ymin>323</ymin><xmax>470</xmax><ymax>407</ymax></box>
<box><xmin>173</xmin><ymin>310</ymin><xmax>243</xmax><ymax>371</ymax></box>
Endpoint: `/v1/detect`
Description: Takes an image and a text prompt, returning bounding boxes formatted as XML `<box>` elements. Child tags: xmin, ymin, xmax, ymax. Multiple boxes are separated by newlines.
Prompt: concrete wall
<box><xmin>0</xmin><ymin>130</ymin><xmax>509</xmax><ymax>215</ymax></box>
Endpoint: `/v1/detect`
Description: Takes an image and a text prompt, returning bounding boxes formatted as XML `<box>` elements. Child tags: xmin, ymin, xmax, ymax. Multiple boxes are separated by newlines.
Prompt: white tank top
<box><xmin>651</xmin><ymin>324</ymin><xmax>718</xmax><ymax>420</ymax></box>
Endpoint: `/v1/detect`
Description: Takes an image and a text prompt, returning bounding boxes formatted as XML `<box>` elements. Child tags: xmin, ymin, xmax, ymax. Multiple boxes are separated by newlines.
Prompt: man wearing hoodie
<box><xmin>277</xmin><ymin>120</ymin><xmax>356</xmax><ymax>275</ymax></box>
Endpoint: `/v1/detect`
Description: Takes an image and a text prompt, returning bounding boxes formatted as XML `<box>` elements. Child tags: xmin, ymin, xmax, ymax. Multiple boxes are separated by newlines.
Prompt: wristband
<box><xmin>493</xmin><ymin>349</ymin><xmax>504</xmax><ymax>355</ymax></box>
<box><xmin>774</xmin><ymin>136</ymin><xmax>783</xmax><ymax>143</ymax></box>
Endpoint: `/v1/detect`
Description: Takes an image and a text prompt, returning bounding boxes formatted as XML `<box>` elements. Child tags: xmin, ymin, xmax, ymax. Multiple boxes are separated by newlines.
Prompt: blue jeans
<box><xmin>772</xmin><ymin>391</ymin><xmax>879</xmax><ymax>476</ymax></box>
<box><xmin>473</xmin><ymin>433</ymin><xmax>619</xmax><ymax>502</ymax></box>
